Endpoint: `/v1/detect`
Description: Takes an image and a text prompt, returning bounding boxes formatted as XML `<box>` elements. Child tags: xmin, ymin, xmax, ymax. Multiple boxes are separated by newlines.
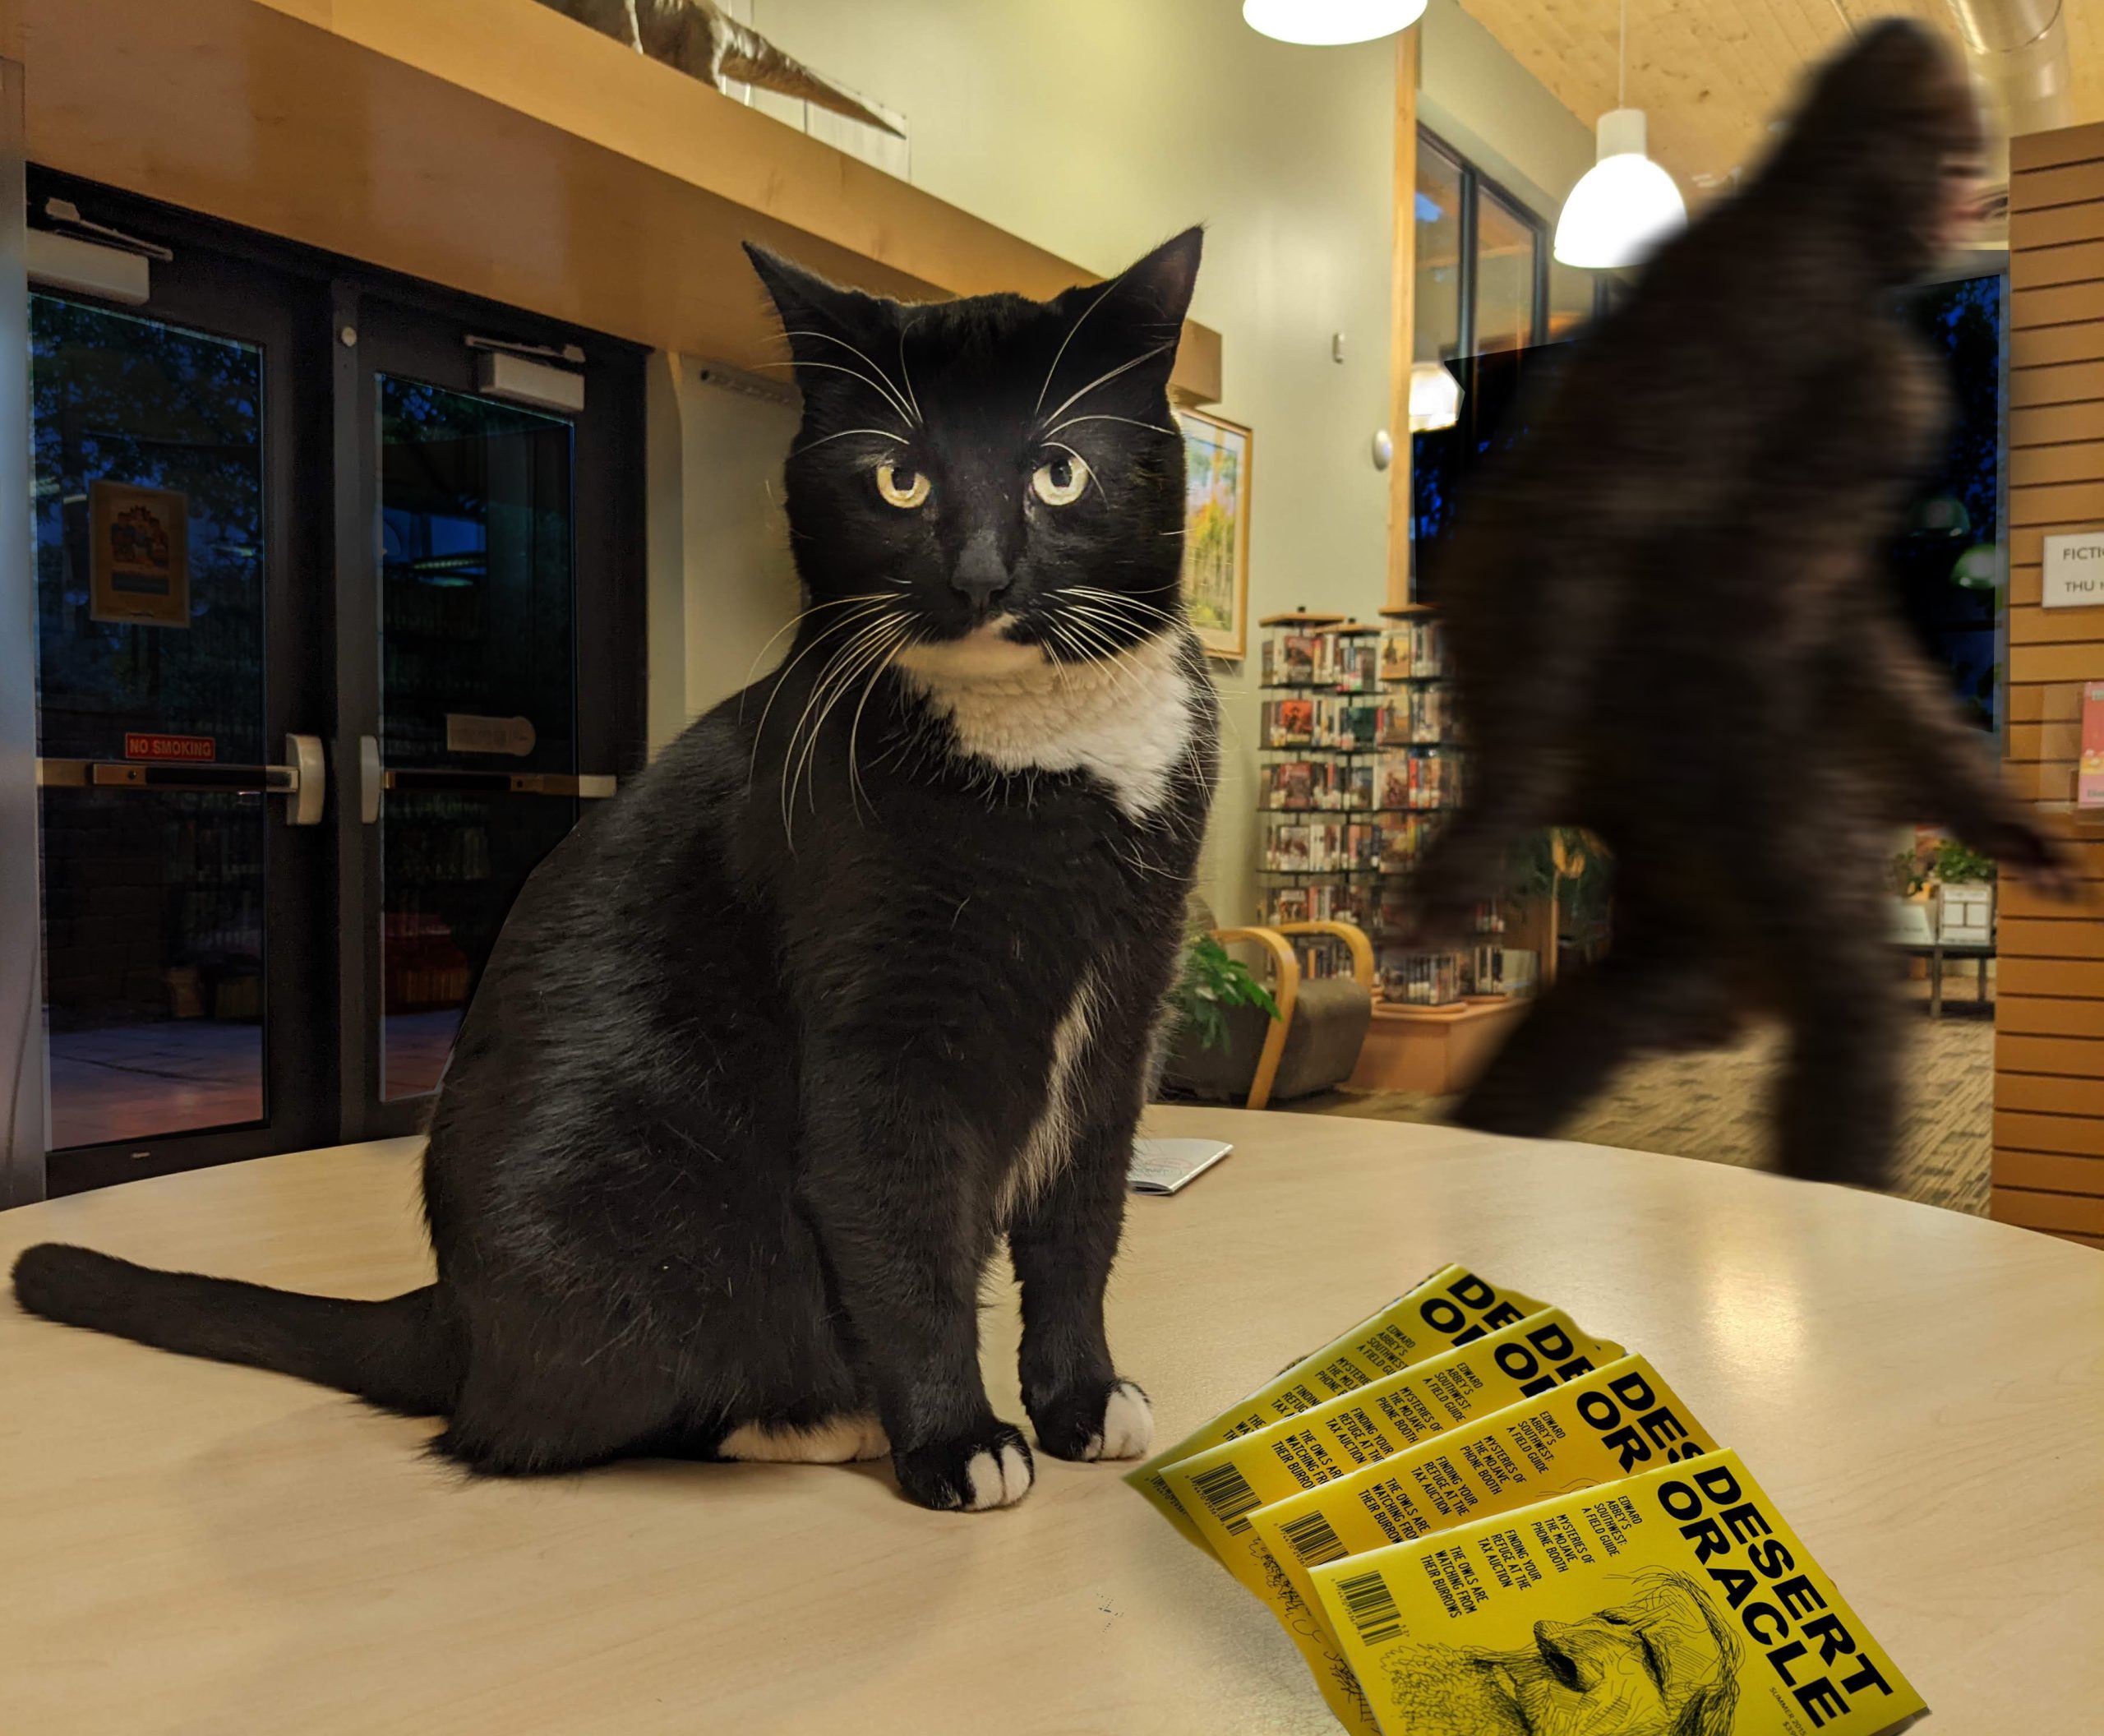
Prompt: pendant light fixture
<box><xmin>1243</xmin><ymin>0</ymin><xmax>1428</xmax><ymax>47</ymax></box>
<box><xmin>1553</xmin><ymin>0</ymin><xmax>1686</xmax><ymax>268</ymax></box>
<box><xmin>1408</xmin><ymin>362</ymin><xmax>1462</xmax><ymax>433</ymax></box>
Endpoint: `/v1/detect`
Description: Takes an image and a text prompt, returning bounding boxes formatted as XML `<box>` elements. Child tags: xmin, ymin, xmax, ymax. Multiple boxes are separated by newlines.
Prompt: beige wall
<box><xmin>1419</xmin><ymin>0</ymin><xmax>1594</xmax><ymax>220</ymax></box>
<box><xmin>650</xmin><ymin>1</ymin><xmax>1589</xmax><ymax>922</ymax></box>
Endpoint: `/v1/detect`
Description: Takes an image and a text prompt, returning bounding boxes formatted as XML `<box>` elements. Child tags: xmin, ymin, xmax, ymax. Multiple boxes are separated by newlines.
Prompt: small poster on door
<box><xmin>2081</xmin><ymin>681</ymin><xmax>2104</xmax><ymax>809</ymax></box>
<box><xmin>89</xmin><ymin>480</ymin><xmax>190</xmax><ymax>627</ymax></box>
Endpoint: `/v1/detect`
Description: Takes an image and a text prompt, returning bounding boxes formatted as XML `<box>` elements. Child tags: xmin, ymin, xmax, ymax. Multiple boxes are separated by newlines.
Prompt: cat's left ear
<box><xmin>744</xmin><ymin>242</ymin><xmax>890</xmax><ymax>371</ymax></box>
<box><xmin>1054</xmin><ymin>226</ymin><xmax>1205</xmax><ymax>345</ymax></box>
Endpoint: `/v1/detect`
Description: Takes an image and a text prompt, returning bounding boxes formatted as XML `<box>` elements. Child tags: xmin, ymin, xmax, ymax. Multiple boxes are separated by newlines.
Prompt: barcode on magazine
<box><xmin>1189</xmin><ymin>1461</ymin><xmax>1262</xmax><ymax>1534</ymax></box>
<box><xmin>1280</xmin><ymin>1509</ymin><xmax>1347</xmax><ymax>1567</ymax></box>
<box><xmin>1335</xmin><ymin>1568</ymin><xmax>1401</xmax><ymax>1645</ymax></box>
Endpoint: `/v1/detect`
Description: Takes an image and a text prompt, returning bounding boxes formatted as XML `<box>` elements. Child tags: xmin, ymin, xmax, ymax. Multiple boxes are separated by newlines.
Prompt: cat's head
<box><xmin>746</xmin><ymin>229</ymin><xmax>1202</xmax><ymax>677</ymax></box>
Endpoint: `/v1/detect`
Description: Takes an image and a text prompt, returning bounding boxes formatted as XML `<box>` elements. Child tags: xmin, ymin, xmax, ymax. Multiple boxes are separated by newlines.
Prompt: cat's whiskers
<box><xmin>1052</xmin><ymin>609</ymin><xmax>1213</xmax><ymax>829</ymax></box>
<box><xmin>776</xmin><ymin>330</ymin><xmax>921</xmax><ymax>427</ymax></box>
<box><xmin>897</xmin><ymin>318</ymin><xmax>925</xmax><ymax>427</ymax></box>
<box><xmin>819</xmin><ymin>618</ymin><xmax>912</xmax><ymax>824</ymax></box>
<box><xmin>796</xmin><ymin>425</ymin><xmax>909</xmax><ymax>453</ymax></box>
<box><xmin>1062</xmin><ymin>584</ymin><xmax>1184</xmax><ymax>624</ymax></box>
<box><xmin>746</xmin><ymin>601</ymin><xmax>899</xmax><ymax>796</ymax></box>
<box><xmin>844</xmin><ymin>619</ymin><xmax>919</xmax><ymax>819</ymax></box>
<box><xmin>1032</xmin><ymin>277</ymin><xmax>1118</xmax><ymax>422</ymax></box>
<box><xmin>782</xmin><ymin>612</ymin><xmax>911</xmax><ymax>838</ymax></box>
<box><xmin>1055</xmin><ymin>598</ymin><xmax>1179</xmax><ymax>660</ymax></box>
<box><xmin>1042</xmin><ymin>440</ymin><xmax>1110</xmax><ymax>505</ymax></box>
<box><xmin>1046</xmin><ymin>413</ymin><xmax>1179</xmax><ymax>441</ymax></box>
<box><xmin>796</xmin><ymin>615</ymin><xmax>903</xmax><ymax>815</ymax></box>
<box><xmin>741</xmin><ymin>592</ymin><xmax>901</xmax><ymax>699</ymax></box>
<box><xmin>1037</xmin><ymin>342</ymin><xmax>1174</xmax><ymax>433</ymax></box>
<box><xmin>781</xmin><ymin>610</ymin><xmax>897</xmax><ymax>824</ymax></box>
<box><xmin>1045</xmin><ymin>613</ymin><xmax>1156</xmax><ymax>706</ymax></box>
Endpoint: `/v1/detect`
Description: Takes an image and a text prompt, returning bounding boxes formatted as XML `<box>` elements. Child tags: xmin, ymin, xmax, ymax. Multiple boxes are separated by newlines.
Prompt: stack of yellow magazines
<box><xmin>1126</xmin><ymin>1263</ymin><xmax>1926</xmax><ymax>1735</ymax></box>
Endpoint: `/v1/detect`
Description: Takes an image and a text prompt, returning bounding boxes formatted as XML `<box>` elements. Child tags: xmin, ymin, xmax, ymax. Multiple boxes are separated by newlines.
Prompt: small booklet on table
<box><xmin>1128</xmin><ymin>1137</ymin><xmax>1234</xmax><ymax>1195</ymax></box>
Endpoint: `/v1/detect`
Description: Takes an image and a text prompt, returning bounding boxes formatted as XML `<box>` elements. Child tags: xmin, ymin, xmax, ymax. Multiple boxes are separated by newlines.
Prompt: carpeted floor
<box><xmin>1290</xmin><ymin>997</ymin><xmax>1996</xmax><ymax>1215</ymax></box>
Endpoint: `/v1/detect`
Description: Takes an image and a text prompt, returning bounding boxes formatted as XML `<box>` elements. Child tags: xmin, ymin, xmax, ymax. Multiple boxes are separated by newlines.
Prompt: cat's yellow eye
<box><xmin>1031</xmin><ymin>453</ymin><xmax>1090</xmax><ymax>507</ymax></box>
<box><xmin>874</xmin><ymin>463</ymin><xmax>930</xmax><ymax>509</ymax></box>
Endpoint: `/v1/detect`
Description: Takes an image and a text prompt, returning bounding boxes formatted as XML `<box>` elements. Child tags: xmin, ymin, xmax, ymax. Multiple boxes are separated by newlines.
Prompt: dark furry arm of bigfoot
<box><xmin>1850</xmin><ymin>603</ymin><xmax>2070</xmax><ymax>882</ymax></box>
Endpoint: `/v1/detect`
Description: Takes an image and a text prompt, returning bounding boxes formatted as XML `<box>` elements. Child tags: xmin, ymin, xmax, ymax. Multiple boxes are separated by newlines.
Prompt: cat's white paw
<box><xmin>1085</xmin><ymin>1381</ymin><xmax>1154</xmax><ymax>1461</ymax></box>
<box><xmin>962</xmin><ymin>1441</ymin><xmax>1036</xmax><ymax>1510</ymax></box>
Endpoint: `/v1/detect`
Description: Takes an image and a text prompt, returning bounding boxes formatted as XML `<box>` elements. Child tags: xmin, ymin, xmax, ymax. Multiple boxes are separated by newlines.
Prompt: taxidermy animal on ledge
<box><xmin>542</xmin><ymin>0</ymin><xmax>904</xmax><ymax>136</ymax></box>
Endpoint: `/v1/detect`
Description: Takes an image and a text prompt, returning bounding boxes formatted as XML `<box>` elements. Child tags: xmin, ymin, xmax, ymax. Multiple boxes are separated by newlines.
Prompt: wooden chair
<box><xmin>1211</xmin><ymin>921</ymin><xmax>1377</xmax><ymax>1110</ymax></box>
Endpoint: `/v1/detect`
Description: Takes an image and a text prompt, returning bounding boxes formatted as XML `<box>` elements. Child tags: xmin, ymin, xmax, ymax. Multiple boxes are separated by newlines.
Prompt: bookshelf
<box><xmin>1255</xmin><ymin>609</ymin><xmax>1493</xmax><ymax>1002</ymax></box>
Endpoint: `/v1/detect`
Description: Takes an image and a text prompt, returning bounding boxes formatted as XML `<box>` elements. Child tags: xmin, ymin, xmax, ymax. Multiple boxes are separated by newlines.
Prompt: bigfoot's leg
<box><xmin>1771</xmin><ymin>926</ymin><xmax>1903</xmax><ymax>1190</ymax></box>
<box><xmin>1008</xmin><ymin>1100</ymin><xmax>1152</xmax><ymax>1465</ymax></box>
<box><xmin>1452</xmin><ymin>892</ymin><xmax>1730</xmax><ymax>1140</ymax></box>
<box><xmin>1451</xmin><ymin>957</ymin><xmax>1674</xmax><ymax>1138</ymax></box>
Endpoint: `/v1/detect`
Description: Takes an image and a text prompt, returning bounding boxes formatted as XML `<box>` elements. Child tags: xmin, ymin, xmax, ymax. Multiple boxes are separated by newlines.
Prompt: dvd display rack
<box><xmin>1255</xmin><ymin>607</ymin><xmax>1513</xmax><ymax>1005</ymax></box>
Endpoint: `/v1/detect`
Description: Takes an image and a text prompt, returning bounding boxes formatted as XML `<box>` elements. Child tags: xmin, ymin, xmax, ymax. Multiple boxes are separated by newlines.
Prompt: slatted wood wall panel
<box><xmin>1993</xmin><ymin>122</ymin><xmax>2104</xmax><ymax>1250</ymax></box>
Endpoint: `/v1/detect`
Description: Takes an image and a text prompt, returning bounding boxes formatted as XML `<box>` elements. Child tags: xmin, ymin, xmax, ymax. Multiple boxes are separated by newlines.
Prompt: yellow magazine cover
<box><xmin>1127</xmin><ymin>1263</ymin><xmax>1548</xmax><ymax>1549</ymax></box>
<box><xmin>1311</xmin><ymin>1448</ymin><xmax>1926</xmax><ymax>1736</ymax></box>
<box><xmin>1253</xmin><ymin>1355</ymin><xmax>1719</xmax><ymax>1650</ymax></box>
<box><xmin>1158</xmin><ymin>1310</ymin><xmax>1621</xmax><ymax>1736</ymax></box>
<box><xmin>1165</xmin><ymin>1309</ymin><xmax>1622</xmax><ymax>1588</ymax></box>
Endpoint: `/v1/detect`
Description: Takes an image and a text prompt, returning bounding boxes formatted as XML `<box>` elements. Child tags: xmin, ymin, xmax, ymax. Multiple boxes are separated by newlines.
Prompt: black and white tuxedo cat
<box><xmin>15</xmin><ymin>229</ymin><xmax>1220</xmax><ymax>1514</ymax></box>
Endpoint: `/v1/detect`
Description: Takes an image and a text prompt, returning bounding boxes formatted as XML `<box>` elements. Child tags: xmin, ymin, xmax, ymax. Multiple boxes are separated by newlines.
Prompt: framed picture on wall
<box><xmin>1176</xmin><ymin>408</ymin><xmax>1252</xmax><ymax>662</ymax></box>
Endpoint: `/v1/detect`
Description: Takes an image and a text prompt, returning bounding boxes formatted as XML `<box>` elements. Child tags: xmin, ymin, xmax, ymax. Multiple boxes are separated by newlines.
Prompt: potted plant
<box><xmin>1153</xmin><ymin>929</ymin><xmax>1280</xmax><ymax>1103</ymax></box>
<box><xmin>1929</xmin><ymin>836</ymin><xmax>1996</xmax><ymax>947</ymax></box>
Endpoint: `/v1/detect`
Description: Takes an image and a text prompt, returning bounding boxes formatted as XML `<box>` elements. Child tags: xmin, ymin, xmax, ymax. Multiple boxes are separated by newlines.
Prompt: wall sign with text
<box><xmin>2043</xmin><ymin>531</ymin><xmax>2104</xmax><ymax>608</ymax></box>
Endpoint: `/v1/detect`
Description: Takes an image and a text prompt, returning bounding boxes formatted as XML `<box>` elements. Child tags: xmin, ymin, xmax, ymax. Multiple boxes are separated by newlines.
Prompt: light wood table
<box><xmin>3</xmin><ymin>1107</ymin><xmax>2100</xmax><ymax>1734</ymax></box>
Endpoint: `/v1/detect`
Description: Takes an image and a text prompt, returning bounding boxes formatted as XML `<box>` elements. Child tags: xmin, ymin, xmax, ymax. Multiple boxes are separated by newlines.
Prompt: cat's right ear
<box><xmin>744</xmin><ymin>243</ymin><xmax>887</xmax><ymax>370</ymax></box>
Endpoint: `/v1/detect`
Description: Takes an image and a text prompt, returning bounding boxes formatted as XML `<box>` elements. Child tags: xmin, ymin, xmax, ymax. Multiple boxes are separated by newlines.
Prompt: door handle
<box><xmin>286</xmin><ymin>733</ymin><xmax>325</xmax><ymax>825</ymax></box>
<box><xmin>38</xmin><ymin>733</ymin><xmax>327</xmax><ymax>826</ymax></box>
<box><xmin>360</xmin><ymin>734</ymin><xmax>381</xmax><ymax>826</ymax></box>
<box><xmin>379</xmin><ymin>769</ymin><xmax>617</xmax><ymax>798</ymax></box>
<box><xmin>353</xmin><ymin>741</ymin><xmax>614</xmax><ymax>820</ymax></box>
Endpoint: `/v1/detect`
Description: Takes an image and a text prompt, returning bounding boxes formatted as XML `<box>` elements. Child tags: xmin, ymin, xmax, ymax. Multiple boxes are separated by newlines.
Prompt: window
<box><xmin>1414</xmin><ymin>128</ymin><xmax>1598</xmax><ymax>362</ymax></box>
<box><xmin>1414</xmin><ymin>136</ymin><xmax>1466</xmax><ymax>366</ymax></box>
<box><xmin>1474</xmin><ymin>184</ymin><xmax>1537</xmax><ymax>356</ymax></box>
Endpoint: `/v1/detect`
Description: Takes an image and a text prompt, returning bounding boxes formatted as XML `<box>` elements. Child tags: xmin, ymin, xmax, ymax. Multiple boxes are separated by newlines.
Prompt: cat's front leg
<box><xmin>1008</xmin><ymin>1105</ymin><xmax>1153</xmax><ymax>1465</ymax></box>
<box><xmin>799</xmin><ymin>1080</ymin><xmax>1033</xmax><ymax>1513</ymax></box>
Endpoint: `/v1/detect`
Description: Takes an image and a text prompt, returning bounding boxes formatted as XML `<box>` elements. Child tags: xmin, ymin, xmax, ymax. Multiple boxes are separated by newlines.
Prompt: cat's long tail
<box><xmin>10</xmin><ymin>1244</ymin><xmax>459</xmax><ymax>1415</ymax></box>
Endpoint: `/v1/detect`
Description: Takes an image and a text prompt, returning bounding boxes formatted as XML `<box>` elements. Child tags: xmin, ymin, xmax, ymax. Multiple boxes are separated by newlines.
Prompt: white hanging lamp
<box><xmin>1553</xmin><ymin>0</ymin><xmax>1686</xmax><ymax>269</ymax></box>
<box><xmin>1408</xmin><ymin>362</ymin><xmax>1462</xmax><ymax>432</ymax></box>
<box><xmin>1243</xmin><ymin>0</ymin><xmax>1427</xmax><ymax>47</ymax></box>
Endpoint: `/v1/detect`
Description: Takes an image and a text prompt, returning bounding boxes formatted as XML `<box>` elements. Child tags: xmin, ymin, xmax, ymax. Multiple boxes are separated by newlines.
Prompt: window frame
<box><xmin>1416</xmin><ymin>126</ymin><xmax>1565</xmax><ymax>360</ymax></box>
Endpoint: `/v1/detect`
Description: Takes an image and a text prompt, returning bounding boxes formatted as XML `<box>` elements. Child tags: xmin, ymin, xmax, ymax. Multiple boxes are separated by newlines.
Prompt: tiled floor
<box><xmin>48</xmin><ymin>1022</ymin><xmax>264</xmax><ymax>1151</ymax></box>
<box><xmin>46</xmin><ymin>1009</ymin><xmax>464</xmax><ymax>1149</ymax></box>
<box><xmin>384</xmin><ymin>1009</ymin><xmax>462</xmax><ymax>1100</ymax></box>
<box><xmin>1293</xmin><ymin>996</ymin><xmax>1998</xmax><ymax>1215</ymax></box>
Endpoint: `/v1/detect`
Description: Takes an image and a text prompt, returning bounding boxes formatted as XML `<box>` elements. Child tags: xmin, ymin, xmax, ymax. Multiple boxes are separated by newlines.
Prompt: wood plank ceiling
<box><xmin>1459</xmin><ymin>0</ymin><xmax>2104</xmax><ymax>198</ymax></box>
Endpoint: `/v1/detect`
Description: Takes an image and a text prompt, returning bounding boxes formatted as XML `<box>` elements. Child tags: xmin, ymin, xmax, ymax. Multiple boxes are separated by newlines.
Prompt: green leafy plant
<box><xmin>1503</xmin><ymin>827</ymin><xmax>1614</xmax><ymax>955</ymax></box>
<box><xmin>1890</xmin><ymin>848</ymin><xmax>1930</xmax><ymax>898</ymax></box>
<box><xmin>1171</xmin><ymin>935</ymin><xmax>1281</xmax><ymax>1052</ymax></box>
<box><xmin>1931</xmin><ymin>837</ymin><xmax>1996</xmax><ymax>884</ymax></box>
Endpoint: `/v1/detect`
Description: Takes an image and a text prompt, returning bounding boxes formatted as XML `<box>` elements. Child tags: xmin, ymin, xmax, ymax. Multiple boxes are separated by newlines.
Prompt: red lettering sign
<box><xmin>123</xmin><ymin>732</ymin><xmax>216</xmax><ymax>764</ymax></box>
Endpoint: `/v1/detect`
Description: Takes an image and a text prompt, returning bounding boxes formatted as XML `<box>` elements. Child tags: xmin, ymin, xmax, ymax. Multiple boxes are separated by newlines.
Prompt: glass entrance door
<box><xmin>338</xmin><ymin>293</ymin><xmax>643</xmax><ymax>1139</ymax></box>
<box><xmin>30</xmin><ymin>241</ymin><xmax>335</xmax><ymax>1189</ymax></box>
<box><xmin>27</xmin><ymin>177</ymin><xmax>645</xmax><ymax>1187</ymax></box>
<box><xmin>374</xmin><ymin>378</ymin><xmax>582</xmax><ymax>1099</ymax></box>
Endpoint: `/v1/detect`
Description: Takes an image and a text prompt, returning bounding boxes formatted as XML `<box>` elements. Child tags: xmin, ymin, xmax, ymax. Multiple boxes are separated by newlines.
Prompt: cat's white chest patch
<box><xmin>897</xmin><ymin>629</ymin><xmax>1197</xmax><ymax>820</ymax></box>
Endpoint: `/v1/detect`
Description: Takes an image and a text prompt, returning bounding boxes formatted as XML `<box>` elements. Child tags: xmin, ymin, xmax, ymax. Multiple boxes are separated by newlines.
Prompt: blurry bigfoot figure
<box><xmin>1410</xmin><ymin>21</ymin><xmax>2069</xmax><ymax>1189</ymax></box>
